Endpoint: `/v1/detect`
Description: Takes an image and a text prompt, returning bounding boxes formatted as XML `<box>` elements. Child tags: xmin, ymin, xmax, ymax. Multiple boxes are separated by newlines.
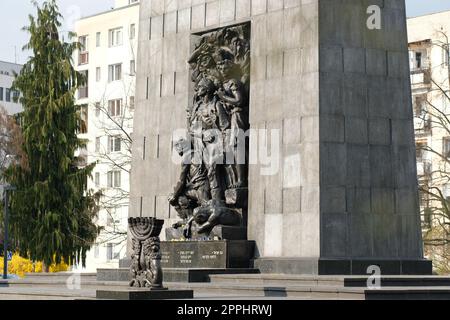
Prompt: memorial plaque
<box><xmin>161</xmin><ymin>240</ymin><xmax>254</xmax><ymax>269</ymax></box>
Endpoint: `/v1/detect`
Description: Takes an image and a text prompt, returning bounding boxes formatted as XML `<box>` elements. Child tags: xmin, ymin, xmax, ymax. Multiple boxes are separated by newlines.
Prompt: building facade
<box><xmin>0</xmin><ymin>61</ymin><xmax>22</xmax><ymax>115</ymax></box>
<box><xmin>0</xmin><ymin>61</ymin><xmax>22</xmax><ymax>199</ymax></box>
<box><xmin>73</xmin><ymin>0</ymin><xmax>139</xmax><ymax>271</ymax></box>
<box><xmin>408</xmin><ymin>11</ymin><xmax>450</xmax><ymax>272</ymax></box>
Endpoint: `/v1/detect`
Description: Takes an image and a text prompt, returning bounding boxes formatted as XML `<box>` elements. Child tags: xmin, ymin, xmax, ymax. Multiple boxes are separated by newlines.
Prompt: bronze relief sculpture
<box><xmin>169</xmin><ymin>24</ymin><xmax>250</xmax><ymax>240</ymax></box>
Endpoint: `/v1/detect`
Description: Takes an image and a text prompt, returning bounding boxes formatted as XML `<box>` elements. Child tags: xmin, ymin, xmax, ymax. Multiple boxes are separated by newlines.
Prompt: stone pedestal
<box><xmin>161</xmin><ymin>240</ymin><xmax>255</xmax><ymax>269</ymax></box>
<box><xmin>254</xmin><ymin>258</ymin><xmax>433</xmax><ymax>276</ymax></box>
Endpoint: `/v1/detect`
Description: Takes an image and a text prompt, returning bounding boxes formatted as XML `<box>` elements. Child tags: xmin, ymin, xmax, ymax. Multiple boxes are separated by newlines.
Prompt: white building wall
<box><xmin>0</xmin><ymin>61</ymin><xmax>22</xmax><ymax>115</ymax></box>
<box><xmin>73</xmin><ymin>3</ymin><xmax>139</xmax><ymax>271</ymax></box>
<box><xmin>407</xmin><ymin>11</ymin><xmax>450</xmax><ymax>224</ymax></box>
<box><xmin>0</xmin><ymin>61</ymin><xmax>22</xmax><ymax>199</ymax></box>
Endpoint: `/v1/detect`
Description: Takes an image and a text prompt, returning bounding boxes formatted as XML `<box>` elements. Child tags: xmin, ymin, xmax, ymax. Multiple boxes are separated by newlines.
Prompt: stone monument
<box><xmin>128</xmin><ymin>0</ymin><xmax>432</xmax><ymax>276</ymax></box>
<box><xmin>96</xmin><ymin>217</ymin><xmax>194</xmax><ymax>299</ymax></box>
<box><xmin>128</xmin><ymin>217</ymin><xmax>164</xmax><ymax>288</ymax></box>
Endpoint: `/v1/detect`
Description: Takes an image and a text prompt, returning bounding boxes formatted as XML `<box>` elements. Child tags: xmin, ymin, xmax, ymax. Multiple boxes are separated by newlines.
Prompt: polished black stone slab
<box><xmin>161</xmin><ymin>240</ymin><xmax>255</xmax><ymax>269</ymax></box>
<box><xmin>96</xmin><ymin>288</ymin><xmax>193</xmax><ymax>300</ymax></box>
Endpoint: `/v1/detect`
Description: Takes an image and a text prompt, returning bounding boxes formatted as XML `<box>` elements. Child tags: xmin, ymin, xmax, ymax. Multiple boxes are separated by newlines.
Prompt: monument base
<box><xmin>254</xmin><ymin>258</ymin><xmax>433</xmax><ymax>275</ymax></box>
<box><xmin>100</xmin><ymin>240</ymin><xmax>257</xmax><ymax>283</ymax></box>
<box><xmin>161</xmin><ymin>240</ymin><xmax>255</xmax><ymax>269</ymax></box>
<box><xmin>96</xmin><ymin>288</ymin><xmax>193</xmax><ymax>300</ymax></box>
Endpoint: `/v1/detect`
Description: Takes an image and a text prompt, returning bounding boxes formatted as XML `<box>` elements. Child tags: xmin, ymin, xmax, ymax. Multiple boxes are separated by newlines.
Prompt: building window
<box><xmin>78</xmin><ymin>70</ymin><xmax>88</xmax><ymax>99</ymax></box>
<box><xmin>79</xmin><ymin>105</ymin><xmax>88</xmax><ymax>134</ymax></box>
<box><xmin>95</xmin><ymin>137</ymin><xmax>101</xmax><ymax>152</ymax></box>
<box><xmin>96</xmin><ymin>67</ymin><xmax>101</xmax><ymax>82</ymax></box>
<box><xmin>95</xmin><ymin>172</ymin><xmax>100</xmax><ymax>187</ymax></box>
<box><xmin>444</xmin><ymin>137</ymin><xmax>450</xmax><ymax>158</ymax></box>
<box><xmin>96</xmin><ymin>32</ymin><xmax>101</xmax><ymax>47</ymax></box>
<box><xmin>107</xmin><ymin>171</ymin><xmax>121</xmax><ymax>188</ymax></box>
<box><xmin>12</xmin><ymin>90</ymin><xmax>19</xmax><ymax>102</ymax></box>
<box><xmin>129</xmin><ymin>96</ymin><xmax>135</xmax><ymax>109</ymax></box>
<box><xmin>95</xmin><ymin>102</ymin><xmax>101</xmax><ymax>117</ymax></box>
<box><xmin>106</xmin><ymin>243</ymin><xmax>113</xmax><ymax>261</ymax></box>
<box><xmin>78</xmin><ymin>35</ymin><xmax>89</xmax><ymax>65</ymax></box>
<box><xmin>416</xmin><ymin>141</ymin><xmax>427</xmax><ymax>163</ymax></box>
<box><xmin>5</xmin><ymin>88</ymin><xmax>11</xmax><ymax>102</ymax></box>
<box><xmin>109</xmin><ymin>27</ymin><xmax>123</xmax><ymax>47</ymax></box>
<box><xmin>94</xmin><ymin>244</ymin><xmax>99</xmax><ymax>259</ymax></box>
<box><xmin>130</xmin><ymin>23</ymin><xmax>136</xmax><ymax>39</ymax></box>
<box><xmin>0</xmin><ymin>87</ymin><xmax>3</xmax><ymax>101</ymax></box>
<box><xmin>415</xmin><ymin>52</ymin><xmax>422</xmax><ymax>69</ymax></box>
<box><xmin>413</xmin><ymin>94</ymin><xmax>427</xmax><ymax>117</ymax></box>
<box><xmin>108</xmin><ymin>135</ymin><xmax>121</xmax><ymax>153</ymax></box>
<box><xmin>130</xmin><ymin>60</ymin><xmax>136</xmax><ymax>76</ymax></box>
<box><xmin>108</xmin><ymin>99</ymin><xmax>122</xmax><ymax>116</ymax></box>
<box><xmin>421</xmin><ymin>191</ymin><xmax>432</xmax><ymax>228</ymax></box>
<box><xmin>79</xmin><ymin>35</ymin><xmax>88</xmax><ymax>51</ymax></box>
<box><xmin>108</xmin><ymin>64</ymin><xmax>122</xmax><ymax>82</ymax></box>
<box><xmin>409</xmin><ymin>49</ymin><xmax>428</xmax><ymax>71</ymax></box>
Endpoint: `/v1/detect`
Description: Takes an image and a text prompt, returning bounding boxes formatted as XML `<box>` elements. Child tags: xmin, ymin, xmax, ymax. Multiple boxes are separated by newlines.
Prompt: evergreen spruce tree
<box><xmin>6</xmin><ymin>0</ymin><xmax>100</xmax><ymax>268</ymax></box>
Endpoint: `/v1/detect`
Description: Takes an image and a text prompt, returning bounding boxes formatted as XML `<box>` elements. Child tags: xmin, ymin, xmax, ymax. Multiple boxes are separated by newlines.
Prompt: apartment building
<box><xmin>73</xmin><ymin>0</ymin><xmax>139</xmax><ymax>271</ymax></box>
<box><xmin>0</xmin><ymin>61</ymin><xmax>22</xmax><ymax>198</ymax></box>
<box><xmin>0</xmin><ymin>61</ymin><xmax>22</xmax><ymax>115</ymax></box>
<box><xmin>408</xmin><ymin>10</ymin><xmax>450</xmax><ymax>271</ymax></box>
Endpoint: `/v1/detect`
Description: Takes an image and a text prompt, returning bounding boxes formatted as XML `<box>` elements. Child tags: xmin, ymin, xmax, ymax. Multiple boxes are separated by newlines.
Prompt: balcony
<box><xmin>78</xmin><ymin>86</ymin><xmax>88</xmax><ymax>99</ymax></box>
<box><xmin>411</xmin><ymin>68</ymin><xmax>432</xmax><ymax>89</ymax></box>
<box><xmin>79</xmin><ymin>52</ymin><xmax>89</xmax><ymax>65</ymax></box>
<box><xmin>414</xmin><ymin>116</ymin><xmax>432</xmax><ymax>135</ymax></box>
<box><xmin>417</xmin><ymin>160</ymin><xmax>432</xmax><ymax>178</ymax></box>
<box><xmin>74</xmin><ymin>147</ymin><xmax>88</xmax><ymax>167</ymax></box>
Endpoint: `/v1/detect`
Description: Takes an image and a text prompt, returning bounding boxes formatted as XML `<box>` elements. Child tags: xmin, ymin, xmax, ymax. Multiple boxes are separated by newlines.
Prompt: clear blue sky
<box><xmin>1</xmin><ymin>0</ymin><xmax>450</xmax><ymax>64</ymax></box>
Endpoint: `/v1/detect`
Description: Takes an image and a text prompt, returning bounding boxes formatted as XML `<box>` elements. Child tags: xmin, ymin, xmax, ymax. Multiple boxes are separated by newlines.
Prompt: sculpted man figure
<box><xmin>168</xmin><ymin>137</ymin><xmax>210</xmax><ymax>228</ymax></box>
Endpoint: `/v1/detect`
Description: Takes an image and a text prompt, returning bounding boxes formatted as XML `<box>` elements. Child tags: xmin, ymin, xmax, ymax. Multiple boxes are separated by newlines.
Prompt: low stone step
<box><xmin>2</xmin><ymin>277</ymin><xmax>361</xmax><ymax>299</ymax></box>
<box><xmin>209</xmin><ymin>274</ymin><xmax>344</xmax><ymax>287</ymax></box>
<box><xmin>344</xmin><ymin>276</ymin><xmax>450</xmax><ymax>287</ymax></box>
<box><xmin>97</xmin><ymin>268</ymin><xmax>260</xmax><ymax>283</ymax></box>
<box><xmin>5</xmin><ymin>278</ymin><xmax>129</xmax><ymax>290</ymax></box>
<box><xmin>23</xmin><ymin>272</ymin><xmax>97</xmax><ymax>282</ymax></box>
<box><xmin>208</xmin><ymin>274</ymin><xmax>450</xmax><ymax>288</ymax></box>
<box><xmin>2</xmin><ymin>278</ymin><xmax>450</xmax><ymax>300</ymax></box>
<box><xmin>170</xmin><ymin>282</ymin><xmax>450</xmax><ymax>300</ymax></box>
<box><xmin>166</xmin><ymin>282</ymin><xmax>365</xmax><ymax>299</ymax></box>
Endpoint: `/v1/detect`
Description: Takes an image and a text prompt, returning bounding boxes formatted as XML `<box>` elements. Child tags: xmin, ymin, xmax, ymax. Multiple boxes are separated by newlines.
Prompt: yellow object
<box><xmin>0</xmin><ymin>253</ymin><xmax>69</xmax><ymax>277</ymax></box>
